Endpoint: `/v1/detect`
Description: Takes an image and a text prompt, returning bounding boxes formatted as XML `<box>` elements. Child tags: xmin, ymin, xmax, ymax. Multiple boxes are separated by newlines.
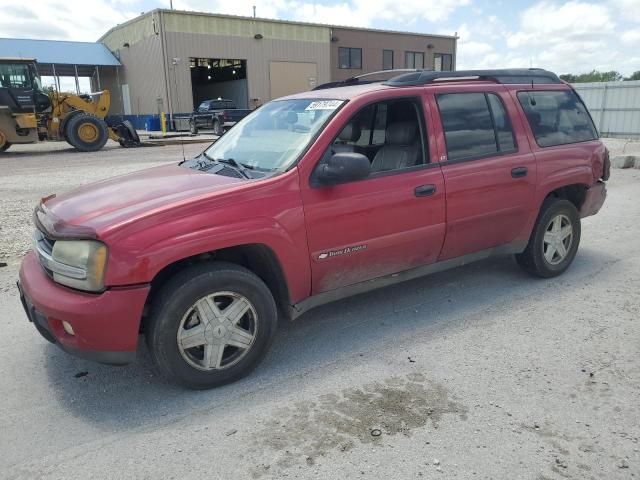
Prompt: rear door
<box><xmin>429</xmin><ymin>86</ymin><xmax>537</xmax><ymax>260</ymax></box>
<box><xmin>300</xmin><ymin>95</ymin><xmax>447</xmax><ymax>293</ymax></box>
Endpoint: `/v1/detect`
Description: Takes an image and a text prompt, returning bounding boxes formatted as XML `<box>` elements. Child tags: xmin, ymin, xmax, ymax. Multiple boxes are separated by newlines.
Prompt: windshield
<box><xmin>203</xmin><ymin>98</ymin><xmax>344</xmax><ymax>172</ymax></box>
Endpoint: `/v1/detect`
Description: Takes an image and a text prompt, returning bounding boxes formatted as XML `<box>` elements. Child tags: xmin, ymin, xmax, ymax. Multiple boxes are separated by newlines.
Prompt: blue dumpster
<box><xmin>145</xmin><ymin>116</ymin><xmax>161</xmax><ymax>131</ymax></box>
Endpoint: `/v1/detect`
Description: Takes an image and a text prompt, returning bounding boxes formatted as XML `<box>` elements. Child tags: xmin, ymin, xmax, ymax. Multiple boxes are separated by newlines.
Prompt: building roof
<box><xmin>99</xmin><ymin>9</ymin><xmax>458</xmax><ymax>42</ymax></box>
<box><xmin>0</xmin><ymin>38</ymin><xmax>120</xmax><ymax>67</ymax></box>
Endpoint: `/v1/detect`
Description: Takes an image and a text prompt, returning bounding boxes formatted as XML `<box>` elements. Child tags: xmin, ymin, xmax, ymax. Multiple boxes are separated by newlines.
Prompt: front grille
<box><xmin>33</xmin><ymin>229</ymin><xmax>55</xmax><ymax>278</ymax></box>
<box><xmin>40</xmin><ymin>232</ymin><xmax>55</xmax><ymax>254</ymax></box>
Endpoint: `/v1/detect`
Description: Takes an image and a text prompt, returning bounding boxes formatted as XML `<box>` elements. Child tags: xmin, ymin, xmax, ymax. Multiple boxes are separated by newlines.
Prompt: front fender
<box><xmin>104</xmin><ymin>215</ymin><xmax>311</xmax><ymax>304</ymax></box>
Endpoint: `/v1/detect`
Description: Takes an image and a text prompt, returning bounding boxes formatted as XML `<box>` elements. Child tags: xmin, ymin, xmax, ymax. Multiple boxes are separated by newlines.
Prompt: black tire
<box><xmin>213</xmin><ymin>119</ymin><xmax>224</xmax><ymax>136</ymax></box>
<box><xmin>516</xmin><ymin>198</ymin><xmax>581</xmax><ymax>278</ymax></box>
<box><xmin>65</xmin><ymin>113</ymin><xmax>109</xmax><ymax>152</ymax></box>
<box><xmin>189</xmin><ymin>120</ymin><xmax>198</xmax><ymax>135</ymax></box>
<box><xmin>145</xmin><ymin>261</ymin><xmax>278</xmax><ymax>389</ymax></box>
<box><xmin>0</xmin><ymin>141</ymin><xmax>11</xmax><ymax>153</ymax></box>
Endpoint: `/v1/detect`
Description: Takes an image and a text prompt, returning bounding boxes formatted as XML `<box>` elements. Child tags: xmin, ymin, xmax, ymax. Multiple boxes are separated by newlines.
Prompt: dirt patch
<box><xmin>248</xmin><ymin>373</ymin><xmax>467</xmax><ymax>478</ymax></box>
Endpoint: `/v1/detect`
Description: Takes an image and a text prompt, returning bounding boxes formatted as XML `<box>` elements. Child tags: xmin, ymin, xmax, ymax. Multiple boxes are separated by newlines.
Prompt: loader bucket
<box><xmin>113</xmin><ymin>120</ymin><xmax>141</xmax><ymax>147</ymax></box>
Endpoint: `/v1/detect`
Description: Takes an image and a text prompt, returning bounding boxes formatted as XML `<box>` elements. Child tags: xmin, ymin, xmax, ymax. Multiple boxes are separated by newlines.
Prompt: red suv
<box><xmin>18</xmin><ymin>69</ymin><xmax>609</xmax><ymax>388</ymax></box>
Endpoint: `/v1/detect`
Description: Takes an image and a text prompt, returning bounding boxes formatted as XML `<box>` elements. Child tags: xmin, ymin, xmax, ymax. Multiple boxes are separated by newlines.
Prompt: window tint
<box><xmin>383</xmin><ymin>49</ymin><xmax>394</xmax><ymax>70</ymax></box>
<box><xmin>437</xmin><ymin>93</ymin><xmax>496</xmax><ymax>160</ymax></box>
<box><xmin>326</xmin><ymin>98</ymin><xmax>427</xmax><ymax>177</ymax></box>
<box><xmin>436</xmin><ymin>92</ymin><xmax>517</xmax><ymax>161</ymax></box>
<box><xmin>487</xmin><ymin>94</ymin><xmax>516</xmax><ymax>152</ymax></box>
<box><xmin>517</xmin><ymin>90</ymin><xmax>597</xmax><ymax>147</ymax></box>
<box><xmin>339</xmin><ymin>47</ymin><xmax>362</xmax><ymax>69</ymax></box>
<box><xmin>405</xmin><ymin>51</ymin><xmax>424</xmax><ymax>69</ymax></box>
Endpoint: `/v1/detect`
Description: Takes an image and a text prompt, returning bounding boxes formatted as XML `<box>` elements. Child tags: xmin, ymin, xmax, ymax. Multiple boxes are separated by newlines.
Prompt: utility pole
<box><xmin>253</xmin><ymin>5</ymin><xmax>256</xmax><ymax>17</ymax></box>
<box><xmin>170</xmin><ymin>0</ymin><xmax>173</xmax><ymax>9</ymax></box>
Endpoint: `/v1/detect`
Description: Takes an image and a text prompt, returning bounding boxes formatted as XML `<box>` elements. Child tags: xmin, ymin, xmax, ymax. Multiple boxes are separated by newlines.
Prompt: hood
<box><xmin>42</xmin><ymin>164</ymin><xmax>244</xmax><ymax>236</ymax></box>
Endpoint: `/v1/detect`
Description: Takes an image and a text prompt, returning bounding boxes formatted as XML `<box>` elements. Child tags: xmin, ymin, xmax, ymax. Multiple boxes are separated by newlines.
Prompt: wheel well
<box><xmin>141</xmin><ymin>244</ymin><xmax>291</xmax><ymax>331</ymax></box>
<box><xmin>545</xmin><ymin>184</ymin><xmax>588</xmax><ymax>210</ymax></box>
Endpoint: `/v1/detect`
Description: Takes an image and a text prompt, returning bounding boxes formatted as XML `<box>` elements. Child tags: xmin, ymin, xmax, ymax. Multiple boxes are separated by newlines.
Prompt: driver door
<box><xmin>300</xmin><ymin>96</ymin><xmax>446</xmax><ymax>294</ymax></box>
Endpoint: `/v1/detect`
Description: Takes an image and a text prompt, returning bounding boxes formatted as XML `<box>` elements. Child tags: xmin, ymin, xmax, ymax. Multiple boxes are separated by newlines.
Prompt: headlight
<box><xmin>51</xmin><ymin>240</ymin><xmax>108</xmax><ymax>292</ymax></box>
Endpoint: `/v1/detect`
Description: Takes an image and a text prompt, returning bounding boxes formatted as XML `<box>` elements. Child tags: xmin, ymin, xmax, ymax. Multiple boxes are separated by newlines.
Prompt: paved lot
<box><xmin>0</xmin><ymin>142</ymin><xmax>639</xmax><ymax>479</ymax></box>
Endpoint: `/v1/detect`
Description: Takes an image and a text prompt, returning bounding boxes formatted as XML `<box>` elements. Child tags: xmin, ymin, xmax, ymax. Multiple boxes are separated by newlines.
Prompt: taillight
<box><xmin>602</xmin><ymin>148</ymin><xmax>611</xmax><ymax>181</ymax></box>
<box><xmin>223</xmin><ymin>112</ymin><xmax>230</xmax><ymax>121</ymax></box>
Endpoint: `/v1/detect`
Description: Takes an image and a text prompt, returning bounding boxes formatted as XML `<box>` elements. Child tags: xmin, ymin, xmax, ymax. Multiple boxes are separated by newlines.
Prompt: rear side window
<box><xmin>517</xmin><ymin>90</ymin><xmax>597</xmax><ymax>147</ymax></box>
<box><xmin>436</xmin><ymin>92</ymin><xmax>517</xmax><ymax>161</ymax></box>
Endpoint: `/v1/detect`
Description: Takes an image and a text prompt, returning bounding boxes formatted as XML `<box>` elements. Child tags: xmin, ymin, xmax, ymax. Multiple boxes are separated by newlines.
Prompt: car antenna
<box><xmin>171</xmin><ymin>58</ymin><xmax>187</xmax><ymax>163</ymax></box>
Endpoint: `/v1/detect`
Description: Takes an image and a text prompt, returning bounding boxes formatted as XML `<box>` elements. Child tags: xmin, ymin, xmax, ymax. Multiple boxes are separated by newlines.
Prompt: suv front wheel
<box><xmin>516</xmin><ymin>198</ymin><xmax>581</xmax><ymax>278</ymax></box>
<box><xmin>146</xmin><ymin>262</ymin><xmax>278</xmax><ymax>389</ymax></box>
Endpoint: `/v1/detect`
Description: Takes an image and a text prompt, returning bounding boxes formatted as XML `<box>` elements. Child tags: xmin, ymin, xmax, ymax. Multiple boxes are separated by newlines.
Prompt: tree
<box><xmin>625</xmin><ymin>71</ymin><xmax>640</xmax><ymax>81</ymax></box>
<box><xmin>559</xmin><ymin>70</ymin><xmax>622</xmax><ymax>83</ymax></box>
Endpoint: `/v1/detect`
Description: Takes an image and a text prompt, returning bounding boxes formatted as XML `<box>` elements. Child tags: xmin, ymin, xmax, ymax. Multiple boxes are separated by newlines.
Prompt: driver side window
<box><xmin>328</xmin><ymin>97</ymin><xmax>427</xmax><ymax>175</ymax></box>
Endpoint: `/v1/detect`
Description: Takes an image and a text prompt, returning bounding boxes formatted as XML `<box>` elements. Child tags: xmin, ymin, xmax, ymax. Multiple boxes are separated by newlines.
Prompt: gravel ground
<box><xmin>0</xmin><ymin>141</ymin><xmax>639</xmax><ymax>479</ymax></box>
<box><xmin>0</xmin><ymin>140</ymin><xmax>205</xmax><ymax>267</ymax></box>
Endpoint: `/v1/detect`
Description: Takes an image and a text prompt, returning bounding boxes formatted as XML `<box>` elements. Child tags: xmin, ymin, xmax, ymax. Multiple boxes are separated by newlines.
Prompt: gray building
<box><xmin>98</xmin><ymin>9</ymin><xmax>457</xmax><ymax>119</ymax></box>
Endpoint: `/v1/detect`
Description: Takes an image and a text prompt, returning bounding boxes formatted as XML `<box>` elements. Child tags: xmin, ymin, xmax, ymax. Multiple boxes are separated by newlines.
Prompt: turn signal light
<box><xmin>62</xmin><ymin>321</ymin><xmax>75</xmax><ymax>336</ymax></box>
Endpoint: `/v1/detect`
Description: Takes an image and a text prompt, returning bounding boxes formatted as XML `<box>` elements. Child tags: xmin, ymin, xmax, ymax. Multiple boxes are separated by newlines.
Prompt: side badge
<box><xmin>317</xmin><ymin>244</ymin><xmax>367</xmax><ymax>260</ymax></box>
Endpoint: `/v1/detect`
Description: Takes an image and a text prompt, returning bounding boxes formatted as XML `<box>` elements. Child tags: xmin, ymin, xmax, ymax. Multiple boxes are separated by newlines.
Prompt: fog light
<box><xmin>62</xmin><ymin>321</ymin><xmax>75</xmax><ymax>336</ymax></box>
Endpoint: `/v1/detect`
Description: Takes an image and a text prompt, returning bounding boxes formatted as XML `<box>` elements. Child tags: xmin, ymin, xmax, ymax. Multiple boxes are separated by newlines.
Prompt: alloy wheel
<box><xmin>542</xmin><ymin>214</ymin><xmax>573</xmax><ymax>265</ymax></box>
<box><xmin>177</xmin><ymin>291</ymin><xmax>258</xmax><ymax>371</ymax></box>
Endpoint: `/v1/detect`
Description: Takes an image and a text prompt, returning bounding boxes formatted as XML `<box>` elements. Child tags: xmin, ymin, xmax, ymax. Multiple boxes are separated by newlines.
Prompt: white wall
<box><xmin>573</xmin><ymin>80</ymin><xmax>640</xmax><ymax>139</ymax></box>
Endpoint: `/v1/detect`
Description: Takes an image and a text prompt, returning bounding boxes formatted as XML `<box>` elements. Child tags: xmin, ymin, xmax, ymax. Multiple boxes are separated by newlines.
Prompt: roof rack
<box><xmin>313</xmin><ymin>69</ymin><xmax>418</xmax><ymax>90</ymax></box>
<box><xmin>384</xmin><ymin>68</ymin><xmax>562</xmax><ymax>86</ymax></box>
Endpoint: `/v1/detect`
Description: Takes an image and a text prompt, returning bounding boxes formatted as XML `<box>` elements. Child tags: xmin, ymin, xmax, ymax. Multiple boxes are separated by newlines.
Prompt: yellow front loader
<box><xmin>0</xmin><ymin>58</ymin><xmax>139</xmax><ymax>153</ymax></box>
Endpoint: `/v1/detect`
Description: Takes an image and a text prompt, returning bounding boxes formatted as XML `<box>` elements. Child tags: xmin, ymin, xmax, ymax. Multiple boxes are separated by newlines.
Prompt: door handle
<box><xmin>511</xmin><ymin>167</ymin><xmax>528</xmax><ymax>178</ymax></box>
<box><xmin>415</xmin><ymin>184</ymin><xmax>436</xmax><ymax>197</ymax></box>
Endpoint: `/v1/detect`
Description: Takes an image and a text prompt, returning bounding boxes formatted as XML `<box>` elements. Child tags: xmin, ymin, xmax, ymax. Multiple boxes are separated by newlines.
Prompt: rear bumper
<box><xmin>580</xmin><ymin>181</ymin><xmax>607</xmax><ymax>218</ymax></box>
<box><xmin>18</xmin><ymin>251</ymin><xmax>149</xmax><ymax>365</ymax></box>
<box><xmin>222</xmin><ymin>121</ymin><xmax>237</xmax><ymax>128</ymax></box>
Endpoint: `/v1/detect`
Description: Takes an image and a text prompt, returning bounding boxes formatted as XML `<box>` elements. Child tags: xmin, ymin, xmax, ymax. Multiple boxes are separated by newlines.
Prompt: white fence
<box><xmin>572</xmin><ymin>80</ymin><xmax>640</xmax><ymax>139</ymax></box>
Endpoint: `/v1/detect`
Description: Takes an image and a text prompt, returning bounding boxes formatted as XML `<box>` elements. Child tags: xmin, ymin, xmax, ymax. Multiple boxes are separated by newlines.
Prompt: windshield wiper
<box><xmin>180</xmin><ymin>152</ymin><xmax>212</xmax><ymax>169</ymax></box>
<box><xmin>216</xmin><ymin>158</ymin><xmax>252</xmax><ymax>179</ymax></box>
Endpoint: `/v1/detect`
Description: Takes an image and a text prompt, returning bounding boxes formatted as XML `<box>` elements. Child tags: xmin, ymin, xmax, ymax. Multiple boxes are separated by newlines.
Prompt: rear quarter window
<box><xmin>517</xmin><ymin>90</ymin><xmax>598</xmax><ymax>147</ymax></box>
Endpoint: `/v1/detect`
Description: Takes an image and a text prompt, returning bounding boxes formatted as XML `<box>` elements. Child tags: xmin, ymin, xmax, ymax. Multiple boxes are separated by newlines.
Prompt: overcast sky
<box><xmin>1</xmin><ymin>0</ymin><xmax>639</xmax><ymax>78</ymax></box>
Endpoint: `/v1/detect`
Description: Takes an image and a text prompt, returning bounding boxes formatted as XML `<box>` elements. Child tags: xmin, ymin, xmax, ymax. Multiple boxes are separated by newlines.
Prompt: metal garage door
<box><xmin>269</xmin><ymin>61</ymin><xmax>318</xmax><ymax>100</ymax></box>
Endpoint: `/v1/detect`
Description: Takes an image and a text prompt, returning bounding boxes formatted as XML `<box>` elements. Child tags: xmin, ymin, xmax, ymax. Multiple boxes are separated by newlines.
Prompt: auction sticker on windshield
<box><xmin>305</xmin><ymin>100</ymin><xmax>343</xmax><ymax>111</ymax></box>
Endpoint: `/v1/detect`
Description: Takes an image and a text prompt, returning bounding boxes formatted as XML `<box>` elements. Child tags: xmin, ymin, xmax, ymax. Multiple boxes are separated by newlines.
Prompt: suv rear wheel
<box><xmin>146</xmin><ymin>262</ymin><xmax>278</xmax><ymax>389</ymax></box>
<box><xmin>516</xmin><ymin>198</ymin><xmax>581</xmax><ymax>278</ymax></box>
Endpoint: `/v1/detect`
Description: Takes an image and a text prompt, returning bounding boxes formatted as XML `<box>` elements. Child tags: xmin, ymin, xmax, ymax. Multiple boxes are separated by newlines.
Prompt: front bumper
<box><xmin>580</xmin><ymin>181</ymin><xmax>607</xmax><ymax>218</ymax></box>
<box><xmin>18</xmin><ymin>251</ymin><xmax>149</xmax><ymax>365</ymax></box>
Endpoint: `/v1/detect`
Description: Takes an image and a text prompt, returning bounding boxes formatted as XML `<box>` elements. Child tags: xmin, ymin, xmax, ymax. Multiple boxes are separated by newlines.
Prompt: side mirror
<box><xmin>314</xmin><ymin>152</ymin><xmax>371</xmax><ymax>186</ymax></box>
